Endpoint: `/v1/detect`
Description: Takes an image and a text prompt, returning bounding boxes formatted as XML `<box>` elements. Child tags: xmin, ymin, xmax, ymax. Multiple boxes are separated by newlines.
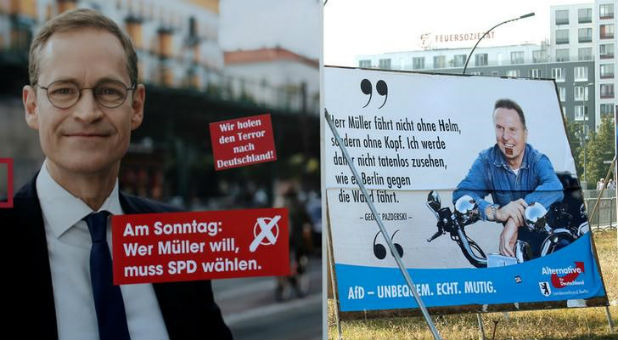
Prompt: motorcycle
<box><xmin>425</xmin><ymin>190</ymin><xmax>588</xmax><ymax>268</ymax></box>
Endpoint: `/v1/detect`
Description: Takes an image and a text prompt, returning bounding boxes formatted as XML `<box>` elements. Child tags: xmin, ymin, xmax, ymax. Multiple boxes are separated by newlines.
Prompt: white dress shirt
<box><xmin>37</xmin><ymin>161</ymin><xmax>170</xmax><ymax>340</ymax></box>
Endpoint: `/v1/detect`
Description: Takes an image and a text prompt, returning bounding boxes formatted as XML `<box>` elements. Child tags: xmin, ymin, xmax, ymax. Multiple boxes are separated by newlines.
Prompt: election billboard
<box><xmin>324</xmin><ymin>66</ymin><xmax>608</xmax><ymax>313</ymax></box>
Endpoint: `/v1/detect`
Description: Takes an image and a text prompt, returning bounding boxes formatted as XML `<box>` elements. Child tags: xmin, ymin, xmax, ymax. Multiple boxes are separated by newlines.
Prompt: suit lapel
<box><xmin>12</xmin><ymin>175</ymin><xmax>59</xmax><ymax>339</ymax></box>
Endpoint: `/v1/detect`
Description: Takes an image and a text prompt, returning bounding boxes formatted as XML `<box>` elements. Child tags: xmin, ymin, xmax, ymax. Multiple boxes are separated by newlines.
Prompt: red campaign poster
<box><xmin>0</xmin><ymin>158</ymin><xmax>14</xmax><ymax>208</ymax></box>
<box><xmin>112</xmin><ymin>208</ymin><xmax>289</xmax><ymax>284</ymax></box>
<box><xmin>209</xmin><ymin>113</ymin><xmax>277</xmax><ymax>171</ymax></box>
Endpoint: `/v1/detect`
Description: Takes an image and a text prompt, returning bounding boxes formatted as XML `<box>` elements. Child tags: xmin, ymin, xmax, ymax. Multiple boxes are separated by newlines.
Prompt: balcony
<box><xmin>555</xmin><ymin>18</ymin><xmax>569</xmax><ymax>25</ymax></box>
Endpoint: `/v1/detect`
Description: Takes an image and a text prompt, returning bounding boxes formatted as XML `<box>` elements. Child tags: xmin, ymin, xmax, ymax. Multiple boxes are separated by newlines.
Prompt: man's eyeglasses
<box><xmin>37</xmin><ymin>80</ymin><xmax>136</xmax><ymax>109</ymax></box>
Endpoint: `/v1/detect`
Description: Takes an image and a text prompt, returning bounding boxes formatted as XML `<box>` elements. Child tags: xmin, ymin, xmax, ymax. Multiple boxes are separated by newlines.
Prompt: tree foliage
<box><xmin>578</xmin><ymin>116</ymin><xmax>616</xmax><ymax>189</ymax></box>
<box><xmin>564</xmin><ymin>120</ymin><xmax>584</xmax><ymax>177</ymax></box>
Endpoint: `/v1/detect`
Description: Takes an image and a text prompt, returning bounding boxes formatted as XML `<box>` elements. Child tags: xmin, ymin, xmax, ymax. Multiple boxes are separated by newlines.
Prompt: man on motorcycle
<box><xmin>452</xmin><ymin>99</ymin><xmax>564</xmax><ymax>258</ymax></box>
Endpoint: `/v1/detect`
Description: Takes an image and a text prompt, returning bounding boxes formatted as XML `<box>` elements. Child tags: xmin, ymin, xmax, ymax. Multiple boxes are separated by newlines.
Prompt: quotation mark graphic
<box><xmin>372</xmin><ymin>229</ymin><xmax>403</xmax><ymax>260</ymax></box>
<box><xmin>360</xmin><ymin>79</ymin><xmax>388</xmax><ymax>109</ymax></box>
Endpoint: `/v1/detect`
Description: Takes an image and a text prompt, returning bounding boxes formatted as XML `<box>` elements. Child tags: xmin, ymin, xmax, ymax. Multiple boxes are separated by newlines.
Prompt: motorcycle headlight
<box><xmin>525</xmin><ymin>202</ymin><xmax>548</xmax><ymax>231</ymax></box>
<box><xmin>455</xmin><ymin>195</ymin><xmax>479</xmax><ymax>224</ymax></box>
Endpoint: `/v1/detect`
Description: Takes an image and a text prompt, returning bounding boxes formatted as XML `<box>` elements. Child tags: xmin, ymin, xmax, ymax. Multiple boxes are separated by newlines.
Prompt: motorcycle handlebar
<box><xmin>427</xmin><ymin>230</ymin><xmax>443</xmax><ymax>242</ymax></box>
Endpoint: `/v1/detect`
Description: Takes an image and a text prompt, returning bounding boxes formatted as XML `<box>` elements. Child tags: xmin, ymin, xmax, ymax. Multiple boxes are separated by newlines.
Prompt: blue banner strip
<box><xmin>335</xmin><ymin>233</ymin><xmax>606</xmax><ymax>311</ymax></box>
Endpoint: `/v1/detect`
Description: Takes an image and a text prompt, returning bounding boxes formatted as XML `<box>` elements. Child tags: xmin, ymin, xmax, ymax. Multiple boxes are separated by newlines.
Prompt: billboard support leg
<box><xmin>476</xmin><ymin>313</ymin><xmax>486</xmax><ymax>340</ymax></box>
<box><xmin>491</xmin><ymin>318</ymin><xmax>500</xmax><ymax>340</ymax></box>
<box><xmin>325</xmin><ymin>109</ymin><xmax>443</xmax><ymax>340</ymax></box>
<box><xmin>326</xmin><ymin>223</ymin><xmax>344</xmax><ymax>340</ymax></box>
<box><xmin>605</xmin><ymin>306</ymin><xmax>615</xmax><ymax>332</ymax></box>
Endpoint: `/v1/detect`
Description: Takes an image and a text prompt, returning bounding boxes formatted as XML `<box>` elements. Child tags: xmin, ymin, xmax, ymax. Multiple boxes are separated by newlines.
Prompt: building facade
<box><xmin>0</xmin><ymin>0</ymin><xmax>224</xmax><ymax>89</ymax></box>
<box><xmin>224</xmin><ymin>47</ymin><xmax>319</xmax><ymax>114</ymax></box>
<box><xmin>550</xmin><ymin>0</ymin><xmax>616</xmax><ymax>131</ymax></box>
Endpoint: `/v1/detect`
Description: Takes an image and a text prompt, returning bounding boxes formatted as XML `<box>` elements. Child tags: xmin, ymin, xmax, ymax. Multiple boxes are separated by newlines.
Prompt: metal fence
<box><xmin>583</xmin><ymin>190</ymin><xmax>617</xmax><ymax>228</ymax></box>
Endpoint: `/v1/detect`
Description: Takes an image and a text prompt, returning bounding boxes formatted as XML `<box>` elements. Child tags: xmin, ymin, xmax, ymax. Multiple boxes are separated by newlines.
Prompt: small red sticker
<box><xmin>209</xmin><ymin>113</ymin><xmax>277</xmax><ymax>171</ymax></box>
<box><xmin>112</xmin><ymin>208</ymin><xmax>289</xmax><ymax>284</ymax></box>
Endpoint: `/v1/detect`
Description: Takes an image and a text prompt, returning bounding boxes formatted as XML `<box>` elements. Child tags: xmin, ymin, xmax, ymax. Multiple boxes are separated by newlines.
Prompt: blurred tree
<box><xmin>565</xmin><ymin>120</ymin><xmax>584</xmax><ymax>177</ymax></box>
<box><xmin>579</xmin><ymin>117</ymin><xmax>615</xmax><ymax>189</ymax></box>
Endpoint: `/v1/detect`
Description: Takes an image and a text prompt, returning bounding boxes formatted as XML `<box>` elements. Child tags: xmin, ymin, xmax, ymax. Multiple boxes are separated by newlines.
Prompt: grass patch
<box><xmin>329</xmin><ymin>229</ymin><xmax>617</xmax><ymax>340</ymax></box>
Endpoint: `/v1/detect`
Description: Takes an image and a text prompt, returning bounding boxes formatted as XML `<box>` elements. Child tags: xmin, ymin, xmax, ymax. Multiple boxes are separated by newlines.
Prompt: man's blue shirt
<box><xmin>453</xmin><ymin>143</ymin><xmax>564</xmax><ymax>220</ymax></box>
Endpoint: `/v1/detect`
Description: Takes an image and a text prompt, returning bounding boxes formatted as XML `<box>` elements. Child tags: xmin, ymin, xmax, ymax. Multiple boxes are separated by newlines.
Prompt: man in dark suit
<box><xmin>1</xmin><ymin>8</ymin><xmax>231</xmax><ymax>340</ymax></box>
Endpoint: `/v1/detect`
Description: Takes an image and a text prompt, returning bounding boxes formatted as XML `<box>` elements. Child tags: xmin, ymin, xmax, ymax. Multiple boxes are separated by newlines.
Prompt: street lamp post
<box><xmin>462</xmin><ymin>12</ymin><xmax>535</xmax><ymax>74</ymax></box>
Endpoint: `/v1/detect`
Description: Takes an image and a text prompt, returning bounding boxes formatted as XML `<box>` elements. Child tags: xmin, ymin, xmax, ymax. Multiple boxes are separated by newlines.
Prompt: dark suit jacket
<box><xmin>1</xmin><ymin>175</ymin><xmax>233</xmax><ymax>339</ymax></box>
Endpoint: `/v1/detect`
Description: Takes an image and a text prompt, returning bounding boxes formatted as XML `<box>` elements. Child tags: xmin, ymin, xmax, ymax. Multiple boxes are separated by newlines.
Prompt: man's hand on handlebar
<box><xmin>495</xmin><ymin>199</ymin><xmax>527</xmax><ymax>225</ymax></box>
<box><xmin>499</xmin><ymin>218</ymin><xmax>519</xmax><ymax>257</ymax></box>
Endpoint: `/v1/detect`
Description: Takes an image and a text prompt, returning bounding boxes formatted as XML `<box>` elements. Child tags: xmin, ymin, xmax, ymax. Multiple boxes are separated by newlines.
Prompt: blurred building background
<box><xmin>0</xmin><ymin>1</ymin><xmax>321</xmax><ymax>339</ymax></box>
<box><xmin>0</xmin><ymin>0</ymin><xmax>320</xmax><ymax>207</ymax></box>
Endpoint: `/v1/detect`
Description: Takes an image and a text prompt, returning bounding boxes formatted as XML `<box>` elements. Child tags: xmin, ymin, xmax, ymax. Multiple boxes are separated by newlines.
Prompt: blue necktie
<box><xmin>84</xmin><ymin>211</ymin><xmax>131</xmax><ymax>340</ymax></box>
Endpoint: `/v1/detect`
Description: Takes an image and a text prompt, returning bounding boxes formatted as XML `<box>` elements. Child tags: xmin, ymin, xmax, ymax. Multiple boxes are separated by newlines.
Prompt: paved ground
<box><xmin>213</xmin><ymin>256</ymin><xmax>323</xmax><ymax>339</ymax></box>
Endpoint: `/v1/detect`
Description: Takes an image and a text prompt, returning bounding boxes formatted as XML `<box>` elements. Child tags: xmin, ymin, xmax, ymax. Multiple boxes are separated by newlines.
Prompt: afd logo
<box><xmin>541</xmin><ymin>262</ymin><xmax>585</xmax><ymax>289</ymax></box>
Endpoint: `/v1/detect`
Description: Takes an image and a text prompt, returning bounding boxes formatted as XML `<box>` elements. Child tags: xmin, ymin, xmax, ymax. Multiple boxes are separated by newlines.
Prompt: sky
<box><xmin>324</xmin><ymin>0</ymin><xmax>592</xmax><ymax>66</ymax></box>
<box><xmin>219</xmin><ymin>0</ymin><xmax>322</xmax><ymax>59</ymax></box>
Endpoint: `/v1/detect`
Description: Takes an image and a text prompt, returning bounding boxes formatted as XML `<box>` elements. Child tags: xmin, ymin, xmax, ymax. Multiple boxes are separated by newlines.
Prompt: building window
<box><xmin>559</xmin><ymin>87</ymin><xmax>566</xmax><ymax>102</ymax></box>
<box><xmin>510</xmin><ymin>51</ymin><xmax>524</xmax><ymax>64</ymax></box>
<box><xmin>600</xmin><ymin>84</ymin><xmax>615</xmax><ymax>98</ymax></box>
<box><xmin>578</xmin><ymin>47</ymin><xmax>593</xmax><ymax>60</ymax></box>
<box><xmin>555</xmin><ymin>10</ymin><xmax>569</xmax><ymax>25</ymax></box>
<box><xmin>574</xmin><ymin>86</ymin><xmax>589</xmax><ymax>101</ymax></box>
<box><xmin>412</xmin><ymin>57</ymin><xmax>425</xmax><ymax>70</ymax></box>
<box><xmin>574</xmin><ymin>66</ymin><xmax>588</xmax><ymax>81</ymax></box>
<box><xmin>359</xmin><ymin>59</ymin><xmax>372</xmax><ymax>68</ymax></box>
<box><xmin>578</xmin><ymin>8</ymin><xmax>592</xmax><ymax>23</ymax></box>
<box><xmin>453</xmin><ymin>54</ymin><xmax>466</xmax><ymax>67</ymax></box>
<box><xmin>475</xmin><ymin>53</ymin><xmax>488</xmax><ymax>66</ymax></box>
<box><xmin>556</xmin><ymin>49</ymin><xmax>569</xmax><ymax>62</ymax></box>
<box><xmin>529</xmin><ymin>69</ymin><xmax>541</xmax><ymax>79</ymax></box>
<box><xmin>574</xmin><ymin>105</ymin><xmax>588</xmax><ymax>121</ymax></box>
<box><xmin>600</xmin><ymin>44</ymin><xmax>614</xmax><ymax>59</ymax></box>
<box><xmin>600</xmin><ymin>64</ymin><xmax>615</xmax><ymax>79</ymax></box>
<box><xmin>556</xmin><ymin>29</ymin><xmax>569</xmax><ymax>44</ymax></box>
<box><xmin>506</xmin><ymin>70</ymin><xmax>520</xmax><ymax>78</ymax></box>
<box><xmin>600</xmin><ymin>24</ymin><xmax>614</xmax><ymax>39</ymax></box>
<box><xmin>533</xmin><ymin>50</ymin><xmax>546</xmax><ymax>63</ymax></box>
<box><xmin>433</xmin><ymin>56</ymin><xmax>446</xmax><ymax>69</ymax></box>
<box><xmin>600</xmin><ymin>103</ymin><xmax>615</xmax><ymax>116</ymax></box>
<box><xmin>491</xmin><ymin>71</ymin><xmax>499</xmax><ymax>77</ymax></box>
<box><xmin>600</xmin><ymin>3</ymin><xmax>614</xmax><ymax>19</ymax></box>
<box><xmin>378</xmin><ymin>58</ymin><xmax>391</xmax><ymax>69</ymax></box>
<box><xmin>552</xmin><ymin>68</ymin><xmax>565</xmax><ymax>82</ymax></box>
<box><xmin>578</xmin><ymin>28</ymin><xmax>592</xmax><ymax>43</ymax></box>
<box><xmin>562</xmin><ymin>106</ymin><xmax>567</xmax><ymax>116</ymax></box>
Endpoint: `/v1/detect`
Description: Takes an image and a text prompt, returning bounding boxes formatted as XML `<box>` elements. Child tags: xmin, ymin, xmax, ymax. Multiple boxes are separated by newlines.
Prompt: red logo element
<box><xmin>112</xmin><ymin>208</ymin><xmax>289</xmax><ymax>284</ymax></box>
<box><xmin>209</xmin><ymin>113</ymin><xmax>277</xmax><ymax>171</ymax></box>
<box><xmin>551</xmin><ymin>262</ymin><xmax>585</xmax><ymax>288</ymax></box>
<box><xmin>0</xmin><ymin>158</ymin><xmax>14</xmax><ymax>209</ymax></box>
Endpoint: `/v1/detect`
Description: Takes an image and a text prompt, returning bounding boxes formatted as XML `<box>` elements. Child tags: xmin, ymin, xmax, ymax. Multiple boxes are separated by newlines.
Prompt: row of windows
<box><xmin>565</xmin><ymin>104</ymin><xmax>615</xmax><ymax>121</ymax></box>
<box><xmin>555</xmin><ymin>4</ymin><xmax>614</xmax><ymax>25</ymax></box>
<box><xmin>556</xmin><ymin>24</ymin><xmax>614</xmax><ymax>44</ymax></box>
<box><xmin>361</xmin><ymin>44</ymin><xmax>613</xmax><ymax>70</ymax></box>
<box><xmin>555</xmin><ymin>45</ymin><xmax>615</xmax><ymax>62</ymax></box>
<box><xmin>554</xmin><ymin>28</ymin><xmax>592</xmax><ymax>44</ymax></box>
<box><xmin>558</xmin><ymin>85</ymin><xmax>615</xmax><ymax>102</ymax></box>
<box><xmin>563</xmin><ymin>84</ymin><xmax>613</xmax><ymax>99</ymax></box>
